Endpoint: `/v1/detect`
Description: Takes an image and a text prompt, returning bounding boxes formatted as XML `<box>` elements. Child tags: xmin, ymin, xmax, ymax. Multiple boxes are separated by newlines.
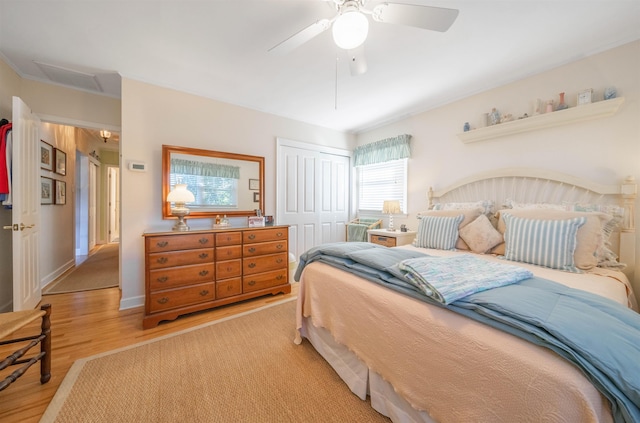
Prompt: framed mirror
<box><xmin>162</xmin><ymin>145</ymin><xmax>264</xmax><ymax>219</ymax></box>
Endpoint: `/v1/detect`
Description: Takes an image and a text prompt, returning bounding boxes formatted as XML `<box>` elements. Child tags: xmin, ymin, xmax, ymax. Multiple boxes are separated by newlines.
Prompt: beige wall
<box><xmin>357</xmin><ymin>40</ymin><xmax>640</xmax><ymax>299</ymax></box>
<box><xmin>119</xmin><ymin>78</ymin><xmax>355</xmax><ymax>308</ymax></box>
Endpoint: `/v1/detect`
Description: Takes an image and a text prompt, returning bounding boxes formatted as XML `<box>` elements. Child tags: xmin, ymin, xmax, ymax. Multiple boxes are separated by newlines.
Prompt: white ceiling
<box><xmin>1</xmin><ymin>0</ymin><xmax>639</xmax><ymax>134</ymax></box>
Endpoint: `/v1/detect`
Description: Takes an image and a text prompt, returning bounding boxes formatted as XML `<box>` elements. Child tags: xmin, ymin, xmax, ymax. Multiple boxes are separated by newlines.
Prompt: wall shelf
<box><xmin>457</xmin><ymin>97</ymin><xmax>625</xmax><ymax>144</ymax></box>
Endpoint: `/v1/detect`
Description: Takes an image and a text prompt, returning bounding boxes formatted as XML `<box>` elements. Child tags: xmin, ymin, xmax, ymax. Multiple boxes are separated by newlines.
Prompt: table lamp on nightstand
<box><xmin>382</xmin><ymin>200</ymin><xmax>401</xmax><ymax>231</ymax></box>
<box><xmin>167</xmin><ymin>183</ymin><xmax>195</xmax><ymax>231</ymax></box>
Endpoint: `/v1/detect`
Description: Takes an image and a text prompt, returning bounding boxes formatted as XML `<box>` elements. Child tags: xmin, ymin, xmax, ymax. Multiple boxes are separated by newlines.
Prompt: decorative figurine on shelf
<box><xmin>604</xmin><ymin>87</ymin><xmax>617</xmax><ymax>100</ymax></box>
<box><xmin>490</xmin><ymin>108</ymin><xmax>500</xmax><ymax>125</ymax></box>
<box><xmin>533</xmin><ymin>98</ymin><xmax>543</xmax><ymax>115</ymax></box>
<box><xmin>545</xmin><ymin>100</ymin><xmax>554</xmax><ymax>113</ymax></box>
<box><xmin>501</xmin><ymin>113</ymin><xmax>514</xmax><ymax>122</ymax></box>
<box><xmin>463</xmin><ymin>122</ymin><xmax>470</xmax><ymax>132</ymax></box>
<box><xmin>556</xmin><ymin>92</ymin><xmax>568</xmax><ymax>110</ymax></box>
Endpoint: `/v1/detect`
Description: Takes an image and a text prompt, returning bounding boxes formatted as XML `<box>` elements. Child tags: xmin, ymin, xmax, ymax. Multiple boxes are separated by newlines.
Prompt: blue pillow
<box><xmin>415</xmin><ymin>214</ymin><xmax>464</xmax><ymax>250</ymax></box>
<box><xmin>502</xmin><ymin>213</ymin><xmax>586</xmax><ymax>272</ymax></box>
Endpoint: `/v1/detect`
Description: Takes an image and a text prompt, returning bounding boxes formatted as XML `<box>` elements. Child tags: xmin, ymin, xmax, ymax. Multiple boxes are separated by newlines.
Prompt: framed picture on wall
<box><xmin>249</xmin><ymin>179</ymin><xmax>259</xmax><ymax>190</ymax></box>
<box><xmin>55</xmin><ymin>180</ymin><xmax>66</xmax><ymax>205</ymax></box>
<box><xmin>40</xmin><ymin>140</ymin><xmax>53</xmax><ymax>171</ymax></box>
<box><xmin>40</xmin><ymin>177</ymin><xmax>53</xmax><ymax>205</ymax></box>
<box><xmin>55</xmin><ymin>148</ymin><xmax>66</xmax><ymax>176</ymax></box>
<box><xmin>253</xmin><ymin>192</ymin><xmax>260</xmax><ymax>202</ymax></box>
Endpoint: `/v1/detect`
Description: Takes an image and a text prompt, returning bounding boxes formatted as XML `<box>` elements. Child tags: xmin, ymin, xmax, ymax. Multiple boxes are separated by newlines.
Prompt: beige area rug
<box><xmin>43</xmin><ymin>244</ymin><xmax>119</xmax><ymax>295</ymax></box>
<box><xmin>40</xmin><ymin>298</ymin><xmax>390</xmax><ymax>423</ymax></box>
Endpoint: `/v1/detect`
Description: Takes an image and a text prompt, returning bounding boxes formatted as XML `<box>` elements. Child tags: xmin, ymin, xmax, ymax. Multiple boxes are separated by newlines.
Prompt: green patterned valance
<box><xmin>353</xmin><ymin>134</ymin><xmax>411</xmax><ymax>166</ymax></box>
<box><xmin>171</xmin><ymin>158</ymin><xmax>240</xmax><ymax>179</ymax></box>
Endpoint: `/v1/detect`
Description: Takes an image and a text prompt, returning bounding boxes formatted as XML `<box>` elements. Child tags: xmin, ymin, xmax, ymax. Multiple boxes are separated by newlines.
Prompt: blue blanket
<box><xmin>295</xmin><ymin>242</ymin><xmax>640</xmax><ymax>423</ymax></box>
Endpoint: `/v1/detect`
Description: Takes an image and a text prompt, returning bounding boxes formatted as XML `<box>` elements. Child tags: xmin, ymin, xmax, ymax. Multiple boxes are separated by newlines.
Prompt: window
<box><xmin>357</xmin><ymin>158</ymin><xmax>407</xmax><ymax>213</ymax></box>
<box><xmin>170</xmin><ymin>173</ymin><xmax>238</xmax><ymax>209</ymax></box>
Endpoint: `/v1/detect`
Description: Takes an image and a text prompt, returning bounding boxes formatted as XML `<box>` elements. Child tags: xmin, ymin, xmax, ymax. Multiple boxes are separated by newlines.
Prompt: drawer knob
<box><xmin>157</xmin><ymin>276</ymin><xmax>168</xmax><ymax>283</ymax></box>
<box><xmin>276</xmin><ymin>244</ymin><xmax>283</xmax><ymax>249</ymax></box>
<box><xmin>199</xmin><ymin>238</ymin><xmax>209</xmax><ymax>244</ymax></box>
<box><xmin>276</xmin><ymin>232</ymin><xmax>283</xmax><ymax>237</ymax></box>
<box><xmin>199</xmin><ymin>270</ymin><xmax>209</xmax><ymax>276</ymax></box>
<box><xmin>157</xmin><ymin>257</ymin><xmax>168</xmax><ymax>264</ymax></box>
<box><xmin>157</xmin><ymin>297</ymin><xmax>169</xmax><ymax>304</ymax></box>
<box><xmin>276</xmin><ymin>258</ymin><xmax>283</xmax><ymax>264</ymax></box>
<box><xmin>248</xmin><ymin>234</ymin><xmax>256</xmax><ymax>240</ymax></box>
<box><xmin>156</xmin><ymin>241</ymin><xmax>168</xmax><ymax>248</ymax></box>
<box><xmin>226</xmin><ymin>266</ymin><xmax>232</xmax><ymax>271</ymax></box>
<box><xmin>199</xmin><ymin>253</ymin><xmax>209</xmax><ymax>259</ymax></box>
<box><xmin>248</xmin><ymin>280</ymin><xmax>256</xmax><ymax>286</ymax></box>
<box><xmin>248</xmin><ymin>247</ymin><xmax>256</xmax><ymax>253</ymax></box>
<box><xmin>276</xmin><ymin>275</ymin><xmax>283</xmax><ymax>280</ymax></box>
<box><xmin>200</xmin><ymin>290</ymin><xmax>209</xmax><ymax>296</ymax></box>
<box><xmin>248</xmin><ymin>263</ymin><xmax>256</xmax><ymax>268</ymax></box>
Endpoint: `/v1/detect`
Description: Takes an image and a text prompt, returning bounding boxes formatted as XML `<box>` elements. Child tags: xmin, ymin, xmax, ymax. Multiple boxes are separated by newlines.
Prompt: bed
<box><xmin>294</xmin><ymin>168</ymin><xmax>640</xmax><ymax>423</ymax></box>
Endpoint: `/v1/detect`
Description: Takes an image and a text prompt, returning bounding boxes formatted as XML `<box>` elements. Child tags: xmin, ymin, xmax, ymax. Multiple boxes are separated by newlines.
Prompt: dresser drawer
<box><xmin>216</xmin><ymin>259</ymin><xmax>242</xmax><ymax>279</ymax></box>
<box><xmin>243</xmin><ymin>269</ymin><xmax>288</xmax><ymax>293</ymax></box>
<box><xmin>148</xmin><ymin>248</ymin><xmax>213</xmax><ymax>270</ymax></box>
<box><xmin>243</xmin><ymin>228</ymin><xmax>288</xmax><ymax>244</ymax></box>
<box><xmin>243</xmin><ymin>252</ymin><xmax>288</xmax><ymax>275</ymax></box>
<box><xmin>216</xmin><ymin>278</ymin><xmax>242</xmax><ymax>299</ymax></box>
<box><xmin>243</xmin><ymin>240</ymin><xmax>288</xmax><ymax>257</ymax></box>
<box><xmin>370</xmin><ymin>234</ymin><xmax>397</xmax><ymax>247</ymax></box>
<box><xmin>149</xmin><ymin>264</ymin><xmax>215</xmax><ymax>290</ymax></box>
<box><xmin>148</xmin><ymin>282</ymin><xmax>215</xmax><ymax>313</ymax></box>
<box><xmin>216</xmin><ymin>245</ymin><xmax>242</xmax><ymax>260</ymax></box>
<box><xmin>147</xmin><ymin>234</ymin><xmax>214</xmax><ymax>253</ymax></box>
<box><xmin>215</xmin><ymin>231</ymin><xmax>242</xmax><ymax>246</ymax></box>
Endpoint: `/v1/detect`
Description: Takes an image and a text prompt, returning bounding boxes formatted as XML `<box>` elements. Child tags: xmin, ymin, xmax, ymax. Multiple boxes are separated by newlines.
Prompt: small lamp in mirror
<box><xmin>167</xmin><ymin>184</ymin><xmax>195</xmax><ymax>231</ymax></box>
<box><xmin>382</xmin><ymin>200</ymin><xmax>401</xmax><ymax>231</ymax></box>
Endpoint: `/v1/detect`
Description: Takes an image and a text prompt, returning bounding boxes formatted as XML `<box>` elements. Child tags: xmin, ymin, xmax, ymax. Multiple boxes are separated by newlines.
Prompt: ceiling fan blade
<box><xmin>347</xmin><ymin>45</ymin><xmax>367</xmax><ymax>76</ymax></box>
<box><xmin>371</xmin><ymin>3</ymin><xmax>459</xmax><ymax>32</ymax></box>
<box><xmin>268</xmin><ymin>18</ymin><xmax>331</xmax><ymax>55</ymax></box>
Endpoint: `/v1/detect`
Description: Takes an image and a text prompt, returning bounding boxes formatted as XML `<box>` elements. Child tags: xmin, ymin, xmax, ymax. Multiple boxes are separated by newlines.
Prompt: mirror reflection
<box><xmin>162</xmin><ymin>145</ymin><xmax>264</xmax><ymax>219</ymax></box>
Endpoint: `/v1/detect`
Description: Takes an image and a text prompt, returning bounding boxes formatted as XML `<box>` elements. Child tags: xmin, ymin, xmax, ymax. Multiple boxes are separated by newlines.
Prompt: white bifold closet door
<box><xmin>276</xmin><ymin>138</ymin><xmax>351</xmax><ymax>261</ymax></box>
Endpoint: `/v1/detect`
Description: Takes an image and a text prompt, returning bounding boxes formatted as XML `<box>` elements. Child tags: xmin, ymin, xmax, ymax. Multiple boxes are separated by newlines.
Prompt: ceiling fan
<box><xmin>268</xmin><ymin>0</ymin><xmax>459</xmax><ymax>76</ymax></box>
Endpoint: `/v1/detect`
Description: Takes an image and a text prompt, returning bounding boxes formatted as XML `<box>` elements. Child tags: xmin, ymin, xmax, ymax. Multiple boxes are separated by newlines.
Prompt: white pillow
<box><xmin>459</xmin><ymin>214</ymin><xmax>503</xmax><ymax>254</ymax></box>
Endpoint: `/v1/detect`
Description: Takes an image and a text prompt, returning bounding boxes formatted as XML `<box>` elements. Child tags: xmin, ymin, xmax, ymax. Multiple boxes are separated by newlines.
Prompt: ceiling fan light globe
<box><xmin>332</xmin><ymin>10</ymin><xmax>368</xmax><ymax>50</ymax></box>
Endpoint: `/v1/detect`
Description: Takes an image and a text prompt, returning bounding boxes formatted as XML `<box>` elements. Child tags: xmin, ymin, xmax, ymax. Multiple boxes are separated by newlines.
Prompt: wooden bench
<box><xmin>0</xmin><ymin>304</ymin><xmax>51</xmax><ymax>391</ymax></box>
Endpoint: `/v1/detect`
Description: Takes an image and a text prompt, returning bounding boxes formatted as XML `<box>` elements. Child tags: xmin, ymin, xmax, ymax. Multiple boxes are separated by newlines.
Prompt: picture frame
<box><xmin>55</xmin><ymin>180</ymin><xmax>66</xmax><ymax>205</ymax></box>
<box><xmin>249</xmin><ymin>179</ymin><xmax>259</xmax><ymax>190</ymax></box>
<box><xmin>253</xmin><ymin>192</ymin><xmax>260</xmax><ymax>202</ymax></box>
<box><xmin>40</xmin><ymin>177</ymin><xmax>54</xmax><ymax>205</ymax></box>
<box><xmin>40</xmin><ymin>140</ymin><xmax>53</xmax><ymax>171</ymax></box>
<box><xmin>55</xmin><ymin>148</ymin><xmax>67</xmax><ymax>176</ymax></box>
<box><xmin>577</xmin><ymin>88</ymin><xmax>593</xmax><ymax>106</ymax></box>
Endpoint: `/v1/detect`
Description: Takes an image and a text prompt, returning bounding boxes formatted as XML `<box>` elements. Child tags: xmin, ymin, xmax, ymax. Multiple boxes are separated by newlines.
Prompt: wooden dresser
<box><xmin>143</xmin><ymin>225</ymin><xmax>290</xmax><ymax>328</ymax></box>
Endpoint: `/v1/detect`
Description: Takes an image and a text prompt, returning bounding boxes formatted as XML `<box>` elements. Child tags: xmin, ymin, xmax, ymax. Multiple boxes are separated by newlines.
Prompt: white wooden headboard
<box><xmin>427</xmin><ymin>168</ymin><xmax>637</xmax><ymax>276</ymax></box>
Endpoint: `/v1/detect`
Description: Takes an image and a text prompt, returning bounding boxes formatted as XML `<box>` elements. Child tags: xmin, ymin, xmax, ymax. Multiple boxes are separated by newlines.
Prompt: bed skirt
<box><xmin>299</xmin><ymin>316</ymin><xmax>436</xmax><ymax>423</ymax></box>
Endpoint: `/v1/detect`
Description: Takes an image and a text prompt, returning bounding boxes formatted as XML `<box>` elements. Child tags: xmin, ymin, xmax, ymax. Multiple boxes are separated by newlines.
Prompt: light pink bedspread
<box><xmin>296</xmin><ymin>261</ymin><xmax>615</xmax><ymax>423</ymax></box>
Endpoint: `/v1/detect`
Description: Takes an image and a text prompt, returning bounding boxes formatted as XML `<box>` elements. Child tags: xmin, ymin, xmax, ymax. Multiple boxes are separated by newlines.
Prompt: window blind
<box><xmin>357</xmin><ymin>158</ymin><xmax>407</xmax><ymax>213</ymax></box>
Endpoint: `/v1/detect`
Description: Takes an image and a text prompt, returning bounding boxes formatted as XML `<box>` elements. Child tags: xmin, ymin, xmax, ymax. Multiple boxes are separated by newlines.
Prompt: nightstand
<box><xmin>368</xmin><ymin>228</ymin><xmax>417</xmax><ymax>247</ymax></box>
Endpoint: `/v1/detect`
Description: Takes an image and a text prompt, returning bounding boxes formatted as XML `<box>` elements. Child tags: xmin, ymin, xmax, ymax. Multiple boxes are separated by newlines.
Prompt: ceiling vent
<box><xmin>35</xmin><ymin>61</ymin><xmax>103</xmax><ymax>92</ymax></box>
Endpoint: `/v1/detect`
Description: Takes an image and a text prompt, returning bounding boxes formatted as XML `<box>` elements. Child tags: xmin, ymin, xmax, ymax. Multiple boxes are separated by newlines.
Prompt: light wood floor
<box><xmin>0</xmin><ymin>284</ymin><xmax>298</xmax><ymax>423</ymax></box>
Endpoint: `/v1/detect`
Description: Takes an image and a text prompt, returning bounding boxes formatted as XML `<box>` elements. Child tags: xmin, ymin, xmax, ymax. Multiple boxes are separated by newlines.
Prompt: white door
<box><xmin>11</xmin><ymin>96</ymin><xmax>41</xmax><ymax>311</ymax></box>
<box><xmin>276</xmin><ymin>139</ymin><xmax>351</xmax><ymax>260</ymax></box>
<box><xmin>108</xmin><ymin>166</ymin><xmax>120</xmax><ymax>242</ymax></box>
<box><xmin>88</xmin><ymin>161</ymin><xmax>97</xmax><ymax>250</ymax></box>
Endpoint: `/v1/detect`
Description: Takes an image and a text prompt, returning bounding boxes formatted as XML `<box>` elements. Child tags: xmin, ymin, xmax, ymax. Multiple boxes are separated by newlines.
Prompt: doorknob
<box><xmin>2</xmin><ymin>224</ymin><xmax>17</xmax><ymax>231</ymax></box>
<box><xmin>4</xmin><ymin>223</ymin><xmax>36</xmax><ymax>231</ymax></box>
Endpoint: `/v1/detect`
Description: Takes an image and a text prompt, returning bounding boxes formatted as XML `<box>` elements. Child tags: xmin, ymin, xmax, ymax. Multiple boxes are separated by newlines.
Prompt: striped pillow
<box><xmin>415</xmin><ymin>214</ymin><xmax>464</xmax><ymax>250</ymax></box>
<box><xmin>502</xmin><ymin>213</ymin><xmax>587</xmax><ymax>272</ymax></box>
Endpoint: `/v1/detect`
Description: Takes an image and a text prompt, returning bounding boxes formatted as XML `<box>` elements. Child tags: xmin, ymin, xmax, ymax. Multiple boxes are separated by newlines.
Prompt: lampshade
<box><xmin>382</xmin><ymin>200</ymin><xmax>401</xmax><ymax>215</ymax></box>
<box><xmin>332</xmin><ymin>9</ymin><xmax>369</xmax><ymax>50</ymax></box>
<box><xmin>167</xmin><ymin>184</ymin><xmax>195</xmax><ymax>204</ymax></box>
<box><xmin>99</xmin><ymin>130</ymin><xmax>111</xmax><ymax>143</ymax></box>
